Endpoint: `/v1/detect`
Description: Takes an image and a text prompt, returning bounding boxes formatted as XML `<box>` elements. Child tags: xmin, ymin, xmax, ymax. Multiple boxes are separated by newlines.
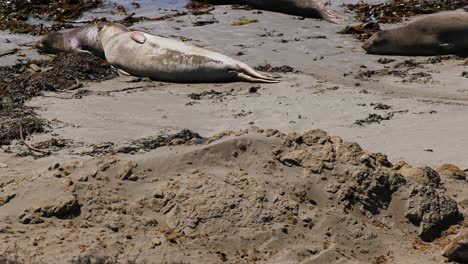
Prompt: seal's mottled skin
<box><xmin>205</xmin><ymin>0</ymin><xmax>341</xmax><ymax>23</ymax></box>
<box><xmin>99</xmin><ymin>23</ymin><xmax>279</xmax><ymax>83</ymax></box>
<box><xmin>362</xmin><ymin>12</ymin><xmax>468</xmax><ymax>56</ymax></box>
<box><xmin>35</xmin><ymin>23</ymin><xmax>130</xmax><ymax>58</ymax></box>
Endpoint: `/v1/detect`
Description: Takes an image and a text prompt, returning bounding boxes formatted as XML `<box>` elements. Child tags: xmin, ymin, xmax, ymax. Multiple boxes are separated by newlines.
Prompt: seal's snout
<box><xmin>34</xmin><ymin>40</ymin><xmax>44</xmax><ymax>50</ymax></box>
<box><xmin>362</xmin><ymin>39</ymin><xmax>373</xmax><ymax>52</ymax></box>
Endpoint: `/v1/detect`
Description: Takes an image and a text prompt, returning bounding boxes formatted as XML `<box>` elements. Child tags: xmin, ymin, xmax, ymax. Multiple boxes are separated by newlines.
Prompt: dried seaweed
<box><xmin>0</xmin><ymin>52</ymin><xmax>117</xmax><ymax>145</ymax></box>
<box><xmin>339</xmin><ymin>22</ymin><xmax>381</xmax><ymax>41</ymax></box>
<box><xmin>347</xmin><ymin>0</ymin><xmax>467</xmax><ymax>23</ymax></box>
<box><xmin>254</xmin><ymin>64</ymin><xmax>300</xmax><ymax>73</ymax></box>
<box><xmin>0</xmin><ymin>0</ymin><xmax>102</xmax><ymax>34</ymax></box>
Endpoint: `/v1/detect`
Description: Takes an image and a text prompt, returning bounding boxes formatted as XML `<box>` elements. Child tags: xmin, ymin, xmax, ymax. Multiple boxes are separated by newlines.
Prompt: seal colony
<box><xmin>99</xmin><ymin>23</ymin><xmax>279</xmax><ymax>83</ymax></box>
<box><xmin>362</xmin><ymin>12</ymin><xmax>468</xmax><ymax>56</ymax></box>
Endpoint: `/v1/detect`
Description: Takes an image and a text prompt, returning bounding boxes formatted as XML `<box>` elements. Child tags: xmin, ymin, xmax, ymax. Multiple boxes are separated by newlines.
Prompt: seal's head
<box><xmin>98</xmin><ymin>22</ymin><xmax>130</xmax><ymax>47</ymax></box>
<box><xmin>362</xmin><ymin>31</ymin><xmax>393</xmax><ymax>54</ymax></box>
<box><xmin>34</xmin><ymin>32</ymin><xmax>64</xmax><ymax>54</ymax></box>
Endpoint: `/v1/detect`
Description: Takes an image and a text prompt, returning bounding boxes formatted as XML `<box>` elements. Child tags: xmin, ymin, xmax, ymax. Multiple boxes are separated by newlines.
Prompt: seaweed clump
<box><xmin>254</xmin><ymin>64</ymin><xmax>300</xmax><ymax>73</ymax></box>
<box><xmin>0</xmin><ymin>52</ymin><xmax>117</xmax><ymax>145</ymax></box>
<box><xmin>339</xmin><ymin>22</ymin><xmax>381</xmax><ymax>41</ymax></box>
<box><xmin>131</xmin><ymin>130</ymin><xmax>205</xmax><ymax>151</ymax></box>
<box><xmin>0</xmin><ymin>0</ymin><xmax>102</xmax><ymax>34</ymax></box>
<box><xmin>347</xmin><ymin>0</ymin><xmax>467</xmax><ymax>23</ymax></box>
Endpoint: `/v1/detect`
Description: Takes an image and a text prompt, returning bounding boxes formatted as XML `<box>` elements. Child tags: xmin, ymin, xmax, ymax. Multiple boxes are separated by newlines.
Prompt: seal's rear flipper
<box><xmin>236</xmin><ymin>62</ymin><xmax>278</xmax><ymax>81</ymax></box>
<box><xmin>236</xmin><ymin>72</ymin><xmax>279</xmax><ymax>83</ymax></box>
<box><xmin>131</xmin><ymin>32</ymin><xmax>147</xmax><ymax>44</ymax></box>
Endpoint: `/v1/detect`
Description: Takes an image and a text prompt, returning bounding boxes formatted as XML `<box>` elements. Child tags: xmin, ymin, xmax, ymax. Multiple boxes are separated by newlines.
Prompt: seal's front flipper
<box><xmin>439</xmin><ymin>42</ymin><xmax>456</xmax><ymax>53</ymax></box>
<box><xmin>76</xmin><ymin>49</ymin><xmax>93</xmax><ymax>54</ymax></box>
<box><xmin>117</xmin><ymin>68</ymin><xmax>131</xmax><ymax>76</ymax></box>
<box><xmin>131</xmin><ymin>32</ymin><xmax>147</xmax><ymax>44</ymax></box>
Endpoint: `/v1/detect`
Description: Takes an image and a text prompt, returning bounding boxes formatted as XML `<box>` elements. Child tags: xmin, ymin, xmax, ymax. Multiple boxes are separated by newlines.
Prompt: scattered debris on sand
<box><xmin>188</xmin><ymin>90</ymin><xmax>223</xmax><ymax>100</ymax></box>
<box><xmin>356</xmin><ymin>59</ymin><xmax>434</xmax><ymax>84</ymax></box>
<box><xmin>255</xmin><ymin>63</ymin><xmax>300</xmax><ymax>73</ymax></box>
<box><xmin>0</xmin><ymin>52</ymin><xmax>117</xmax><ymax>145</ymax></box>
<box><xmin>371</xmin><ymin>103</ymin><xmax>391</xmax><ymax>110</ymax></box>
<box><xmin>81</xmin><ymin>129</ymin><xmax>205</xmax><ymax>156</ymax></box>
<box><xmin>354</xmin><ymin>110</ymin><xmax>408</xmax><ymax>126</ymax></box>
<box><xmin>357</xmin><ymin>56</ymin><xmax>465</xmax><ymax>84</ymax></box>
<box><xmin>130</xmin><ymin>129</ymin><xmax>205</xmax><ymax>151</ymax></box>
<box><xmin>339</xmin><ymin>22</ymin><xmax>380</xmax><ymax>41</ymax></box>
<box><xmin>346</xmin><ymin>0</ymin><xmax>468</xmax><ymax>23</ymax></box>
<box><xmin>354</xmin><ymin>113</ymin><xmax>392</xmax><ymax>126</ymax></box>
<box><xmin>231</xmin><ymin>19</ymin><xmax>258</xmax><ymax>26</ymax></box>
<box><xmin>186</xmin><ymin>87</ymin><xmax>260</xmax><ymax>103</ymax></box>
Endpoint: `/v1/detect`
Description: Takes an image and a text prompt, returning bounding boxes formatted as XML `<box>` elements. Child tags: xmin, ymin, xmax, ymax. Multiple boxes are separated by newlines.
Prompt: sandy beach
<box><xmin>0</xmin><ymin>1</ymin><xmax>467</xmax><ymax>263</ymax></box>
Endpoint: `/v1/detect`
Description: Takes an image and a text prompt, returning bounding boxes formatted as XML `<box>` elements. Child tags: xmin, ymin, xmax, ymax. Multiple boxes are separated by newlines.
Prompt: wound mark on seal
<box><xmin>149</xmin><ymin>42</ymin><xmax>160</xmax><ymax>49</ymax></box>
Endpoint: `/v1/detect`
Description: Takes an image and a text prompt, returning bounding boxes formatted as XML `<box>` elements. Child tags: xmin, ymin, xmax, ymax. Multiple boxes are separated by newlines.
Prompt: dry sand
<box><xmin>0</xmin><ymin>2</ymin><xmax>467</xmax><ymax>263</ymax></box>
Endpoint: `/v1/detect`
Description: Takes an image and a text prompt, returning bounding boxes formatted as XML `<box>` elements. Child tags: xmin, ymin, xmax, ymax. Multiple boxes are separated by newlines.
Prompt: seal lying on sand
<box><xmin>99</xmin><ymin>23</ymin><xmax>279</xmax><ymax>83</ymax></box>
<box><xmin>362</xmin><ymin>12</ymin><xmax>468</xmax><ymax>56</ymax></box>
<box><xmin>35</xmin><ymin>24</ymin><xmax>130</xmax><ymax>58</ymax></box>
<box><xmin>201</xmin><ymin>0</ymin><xmax>342</xmax><ymax>23</ymax></box>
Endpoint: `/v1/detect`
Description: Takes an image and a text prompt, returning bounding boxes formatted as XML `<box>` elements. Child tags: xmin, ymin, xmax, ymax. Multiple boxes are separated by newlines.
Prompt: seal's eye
<box><xmin>97</xmin><ymin>23</ymin><xmax>106</xmax><ymax>32</ymax></box>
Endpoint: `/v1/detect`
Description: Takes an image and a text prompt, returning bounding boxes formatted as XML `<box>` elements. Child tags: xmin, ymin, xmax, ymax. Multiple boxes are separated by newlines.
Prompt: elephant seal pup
<box><xmin>98</xmin><ymin>23</ymin><xmax>279</xmax><ymax>83</ymax></box>
<box><xmin>362</xmin><ymin>12</ymin><xmax>468</xmax><ymax>56</ymax></box>
<box><xmin>35</xmin><ymin>23</ymin><xmax>130</xmax><ymax>58</ymax></box>
<box><xmin>203</xmin><ymin>0</ymin><xmax>342</xmax><ymax>24</ymax></box>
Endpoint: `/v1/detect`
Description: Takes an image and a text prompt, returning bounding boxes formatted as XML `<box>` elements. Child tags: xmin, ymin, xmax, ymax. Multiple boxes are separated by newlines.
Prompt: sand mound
<box><xmin>0</xmin><ymin>129</ymin><xmax>465</xmax><ymax>263</ymax></box>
